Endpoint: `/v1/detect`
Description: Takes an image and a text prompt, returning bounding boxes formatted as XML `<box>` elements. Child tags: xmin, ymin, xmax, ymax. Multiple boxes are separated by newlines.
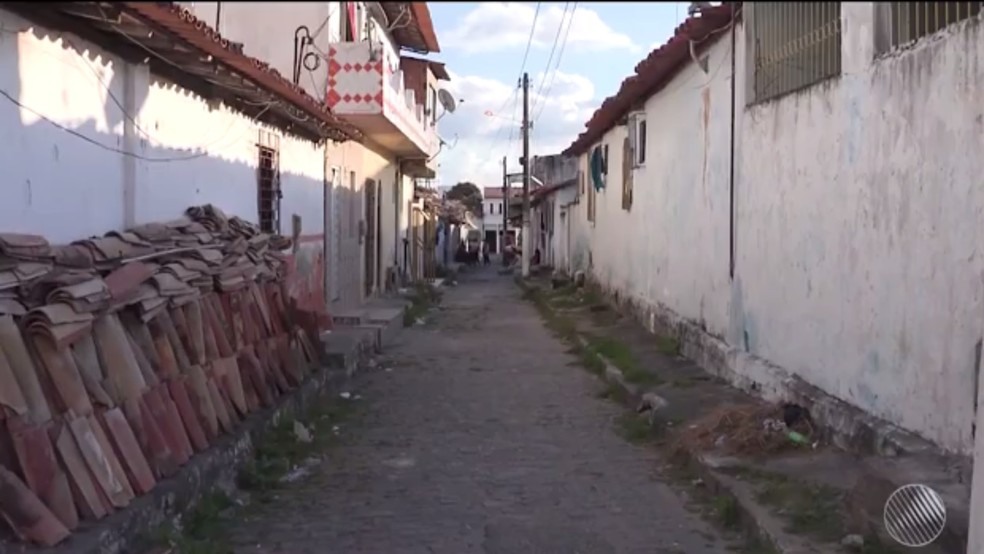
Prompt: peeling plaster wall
<box><xmin>737</xmin><ymin>6</ymin><xmax>984</xmax><ymax>453</ymax></box>
<box><xmin>0</xmin><ymin>10</ymin><xmax>325</xmax><ymax>237</ymax></box>
<box><xmin>584</xmin><ymin>35</ymin><xmax>734</xmax><ymax>337</ymax></box>
<box><xmin>574</xmin><ymin>5</ymin><xmax>984</xmax><ymax>454</ymax></box>
<box><xmin>0</xmin><ymin>10</ymin><xmax>334</xmax><ymax>314</ymax></box>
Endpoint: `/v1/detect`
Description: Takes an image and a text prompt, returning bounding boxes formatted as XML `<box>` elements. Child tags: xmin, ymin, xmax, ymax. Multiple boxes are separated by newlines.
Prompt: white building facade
<box><xmin>565</xmin><ymin>3</ymin><xmax>984</xmax><ymax>459</ymax></box>
<box><xmin>0</xmin><ymin>2</ymin><xmax>450</xmax><ymax>317</ymax></box>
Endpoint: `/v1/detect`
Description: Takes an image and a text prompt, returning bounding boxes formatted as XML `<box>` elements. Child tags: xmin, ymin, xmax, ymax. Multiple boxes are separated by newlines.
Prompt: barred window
<box><xmin>256</xmin><ymin>131</ymin><xmax>281</xmax><ymax>234</ymax></box>
<box><xmin>876</xmin><ymin>2</ymin><xmax>983</xmax><ymax>53</ymax></box>
<box><xmin>751</xmin><ymin>2</ymin><xmax>842</xmax><ymax>104</ymax></box>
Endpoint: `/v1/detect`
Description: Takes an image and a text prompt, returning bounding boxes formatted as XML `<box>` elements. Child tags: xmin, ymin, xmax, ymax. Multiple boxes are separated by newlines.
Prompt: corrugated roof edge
<box><xmin>121</xmin><ymin>2</ymin><xmax>364</xmax><ymax>143</ymax></box>
<box><xmin>563</xmin><ymin>3</ymin><xmax>740</xmax><ymax>157</ymax></box>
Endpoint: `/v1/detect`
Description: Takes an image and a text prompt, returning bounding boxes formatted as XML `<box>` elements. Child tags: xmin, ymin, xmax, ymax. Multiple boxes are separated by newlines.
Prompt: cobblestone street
<box><xmin>226</xmin><ymin>268</ymin><xmax>731</xmax><ymax>553</ymax></box>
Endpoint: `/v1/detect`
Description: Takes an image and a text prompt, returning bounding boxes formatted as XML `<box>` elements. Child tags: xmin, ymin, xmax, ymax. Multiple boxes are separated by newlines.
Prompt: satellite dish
<box><xmin>438</xmin><ymin>89</ymin><xmax>457</xmax><ymax>114</ymax></box>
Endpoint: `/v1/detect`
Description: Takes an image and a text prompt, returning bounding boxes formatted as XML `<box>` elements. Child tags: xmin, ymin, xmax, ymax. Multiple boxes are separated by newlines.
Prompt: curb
<box><xmin>586</xmin><ymin>333</ymin><xmax>813</xmax><ymax>553</ymax></box>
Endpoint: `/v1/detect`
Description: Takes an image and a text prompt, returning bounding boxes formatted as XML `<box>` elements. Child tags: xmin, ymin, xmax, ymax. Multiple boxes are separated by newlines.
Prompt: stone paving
<box><xmin>226</xmin><ymin>267</ymin><xmax>732</xmax><ymax>554</ymax></box>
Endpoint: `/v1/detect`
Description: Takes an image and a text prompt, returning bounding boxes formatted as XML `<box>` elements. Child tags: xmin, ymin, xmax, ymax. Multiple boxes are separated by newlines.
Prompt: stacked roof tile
<box><xmin>0</xmin><ymin>205</ymin><xmax>319</xmax><ymax>546</ymax></box>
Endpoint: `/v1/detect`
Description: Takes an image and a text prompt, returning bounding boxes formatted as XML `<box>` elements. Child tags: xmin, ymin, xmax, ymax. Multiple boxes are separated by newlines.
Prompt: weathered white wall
<box><xmin>186</xmin><ymin>2</ymin><xmax>343</xmax><ymax>100</ymax></box>
<box><xmin>549</xmin><ymin>186</ymin><xmax>578</xmax><ymax>273</ymax></box>
<box><xmin>1</xmin><ymin>6</ymin><xmax>419</xmax><ymax>310</ymax></box>
<box><xmin>0</xmin><ymin>10</ymin><xmax>327</xmax><ymax>247</ymax></box>
<box><xmin>0</xmin><ymin>18</ymin><xmax>127</xmax><ymax>243</ymax></box>
<box><xmin>736</xmin><ymin>6</ymin><xmax>984</xmax><ymax>453</ymax></box>
<box><xmin>574</xmin><ymin>5</ymin><xmax>984</xmax><ymax>453</ymax></box>
<box><xmin>581</xmin><ymin>33</ymin><xmax>734</xmax><ymax>335</ymax></box>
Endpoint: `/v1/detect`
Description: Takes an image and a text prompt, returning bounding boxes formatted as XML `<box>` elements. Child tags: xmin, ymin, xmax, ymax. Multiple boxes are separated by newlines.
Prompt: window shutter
<box><xmin>621</xmin><ymin>136</ymin><xmax>632</xmax><ymax>211</ymax></box>
<box><xmin>627</xmin><ymin>115</ymin><xmax>638</xmax><ymax>160</ymax></box>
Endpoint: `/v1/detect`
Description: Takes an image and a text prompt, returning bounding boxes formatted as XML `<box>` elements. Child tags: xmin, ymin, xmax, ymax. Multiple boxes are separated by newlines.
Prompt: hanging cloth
<box><xmin>590</xmin><ymin>146</ymin><xmax>605</xmax><ymax>191</ymax></box>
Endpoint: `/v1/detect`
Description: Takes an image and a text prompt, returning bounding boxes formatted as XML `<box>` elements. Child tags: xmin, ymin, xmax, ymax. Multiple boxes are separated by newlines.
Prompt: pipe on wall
<box><xmin>728</xmin><ymin>4</ymin><xmax>738</xmax><ymax>279</ymax></box>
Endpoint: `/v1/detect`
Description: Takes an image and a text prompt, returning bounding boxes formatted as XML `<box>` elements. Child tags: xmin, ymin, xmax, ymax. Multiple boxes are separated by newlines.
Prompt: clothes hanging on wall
<box><xmin>590</xmin><ymin>146</ymin><xmax>606</xmax><ymax>191</ymax></box>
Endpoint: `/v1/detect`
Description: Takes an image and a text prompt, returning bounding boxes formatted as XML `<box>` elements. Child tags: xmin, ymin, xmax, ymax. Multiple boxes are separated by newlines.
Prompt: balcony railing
<box><xmin>326</xmin><ymin>40</ymin><xmax>437</xmax><ymax>157</ymax></box>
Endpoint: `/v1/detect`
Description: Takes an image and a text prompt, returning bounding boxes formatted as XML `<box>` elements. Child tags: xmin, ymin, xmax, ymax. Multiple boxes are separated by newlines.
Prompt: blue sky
<box><xmin>430</xmin><ymin>1</ymin><xmax>690</xmax><ymax>188</ymax></box>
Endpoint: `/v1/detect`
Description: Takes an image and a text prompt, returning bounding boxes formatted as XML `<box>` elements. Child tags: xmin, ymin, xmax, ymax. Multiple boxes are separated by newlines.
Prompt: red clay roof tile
<box><xmin>120</xmin><ymin>3</ymin><xmax>363</xmax><ymax>142</ymax></box>
<box><xmin>563</xmin><ymin>4</ymin><xmax>739</xmax><ymax>157</ymax></box>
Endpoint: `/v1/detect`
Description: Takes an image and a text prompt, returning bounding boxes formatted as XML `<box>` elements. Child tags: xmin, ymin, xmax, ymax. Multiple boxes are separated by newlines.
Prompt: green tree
<box><xmin>446</xmin><ymin>181</ymin><xmax>483</xmax><ymax>216</ymax></box>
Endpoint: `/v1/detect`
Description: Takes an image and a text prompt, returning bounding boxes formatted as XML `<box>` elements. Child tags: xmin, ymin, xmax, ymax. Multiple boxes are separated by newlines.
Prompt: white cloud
<box><xmin>442</xmin><ymin>3</ymin><xmax>639</xmax><ymax>55</ymax></box>
<box><xmin>435</xmin><ymin>68</ymin><xmax>597</xmax><ymax>188</ymax></box>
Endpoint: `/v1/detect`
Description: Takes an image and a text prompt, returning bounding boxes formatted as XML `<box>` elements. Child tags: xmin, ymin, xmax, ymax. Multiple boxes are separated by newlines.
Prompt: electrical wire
<box><xmin>491</xmin><ymin>1</ymin><xmax>541</xmax><ymax>163</ymax></box>
<box><xmin>532</xmin><ymin>1</ymin><xmax>577</xmax><ymax>125</ymax></box>
<box><xmin>99</xmin><ymin>5</ymin><xmax>314</xmax><ymax>125</ymax></box>
<box><xmin>0</xmin><ymin>22</ymin><xmax>280</xmax><ymax>158</ymax></box>
<box><xmin>0</xmin><ymin>86</ymin><xmax>273</xmax><ymax>162</ymax></box>
<box><xmin>517</xmin><ymin>2</ymin><xmax>542</xmax><ymax>81</ymax></box>
<box><xmin>529</xmin><ymin>2</ymin><xmax>569</xmax><ymax>116</ymax></box>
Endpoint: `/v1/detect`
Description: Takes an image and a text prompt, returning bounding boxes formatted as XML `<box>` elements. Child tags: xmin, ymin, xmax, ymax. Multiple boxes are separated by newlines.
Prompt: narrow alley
<box><xmin>0</xmin><ymin>2</ymin><xmax>978</xmax><ymax>552</ymax></box>
<box><xmin>222</xmin><ymin>268</ymin><xmax>730</xmax><ymax>554</ymax></box>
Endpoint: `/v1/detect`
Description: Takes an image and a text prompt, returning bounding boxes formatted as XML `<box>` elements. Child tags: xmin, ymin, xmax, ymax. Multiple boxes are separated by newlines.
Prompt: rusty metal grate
<box><xmin>257</xmin><ymin>145</ymin><xmax>280</xmax><ymax>234</ymax></box>
<box><xmin>751</xmin><ymin>2</ymin><xmax>842</xmax><ymax>104</ymax></box>
<box><xmin>882</xmin><ymin>2</ymin><xmax>983</xmax><ymax>50</ymax></box>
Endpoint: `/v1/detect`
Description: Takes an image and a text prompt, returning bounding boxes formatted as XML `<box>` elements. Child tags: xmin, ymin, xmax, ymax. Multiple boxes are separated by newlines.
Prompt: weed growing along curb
<box><xmin>147</xmin><ymin>392</ymin><xmax>362</xmax><ymax>553</ymax></box>
<box><xmin>584</xmin><ymin>333</ymin><xmax>660</xmax><ymax>385</ymax></box>
<box><xmin>519</xmin><ymin>276</ymin><xmax>899</xmax><ymax>554</ymax></box>
<box><xmin>403</xmin><ymin>283</ymin><xmax>443</xmax><ymax>326</ymax></box>
<box><xmin>519</xmin><ymin>277</ymin><xmax>779</xmax><ymax>554</ymax></box>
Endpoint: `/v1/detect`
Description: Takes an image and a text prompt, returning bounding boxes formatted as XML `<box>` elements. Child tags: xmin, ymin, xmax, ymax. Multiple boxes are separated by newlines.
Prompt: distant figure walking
<box><xmin>482</xmin><ymin>241</ymin><xmax>491</xmax><ymax>265</ymax></box>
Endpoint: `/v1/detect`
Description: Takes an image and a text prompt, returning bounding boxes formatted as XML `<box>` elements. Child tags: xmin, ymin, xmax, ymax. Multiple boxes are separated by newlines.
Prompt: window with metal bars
<box><xmin>256</xmin><ymin>144</ymin><xmax>280</xmax><ymax>234</ymax></box>
<box><xmin>876</xmin><ymin>2</ymin><xmax>983</xmax><ymax>54</ymax></box>
<box><xmin>750</xmin><ymin>2</ymin><xmax>842</xmax><ymax>104</ymax></box>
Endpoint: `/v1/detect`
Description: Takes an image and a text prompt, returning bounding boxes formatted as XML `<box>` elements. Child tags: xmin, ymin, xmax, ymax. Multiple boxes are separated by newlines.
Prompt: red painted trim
<box><xmin>346</xmin><ymin>2</ymin><xmax>357</xmax><ymax>41</ymax></box>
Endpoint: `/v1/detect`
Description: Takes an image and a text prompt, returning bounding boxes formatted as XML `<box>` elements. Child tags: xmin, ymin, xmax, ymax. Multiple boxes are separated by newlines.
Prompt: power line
<box><xmin>533</xmin><ymin>1</ymin><xmax>577</xmax><ymax>125</ymax></box>
<box><xmin>492</xmin><ymin>1</ymin><xmax>541</xmax><ymax>161</ymax></box>
<box><xmin>517</xmin><ymin>2</ymin><xmax>542</xmax><ymax>80</ymax></box>
<box><xmin>530</xmin><ymin>2</ymin><xmax>569</xmax><ymax>116</ymax></box>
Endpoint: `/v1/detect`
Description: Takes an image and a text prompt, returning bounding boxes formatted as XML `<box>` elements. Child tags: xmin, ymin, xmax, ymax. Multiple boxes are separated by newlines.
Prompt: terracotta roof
<box><xmin>121</xmin><ymin>3</ymin><xmax>363</xmax><ymax>142</ymax></box>
<box><xmin>382</xmin><ymin>2</ymin><xmax>441</xmax><ymax>54</ymax></box>
<box><xmin>563</xmin><ymin>4</ymin><xmax>738</xmax><ymax>157</ymax></box>
<box><xmin>400</xmin><ymin>55</ymin><xmax>451</xmax><ymax>81</ymax></box>
<box><xmin>6</xmin><ymin>2</ymin><xmax>363</xmax><ymax>143</ymax></box>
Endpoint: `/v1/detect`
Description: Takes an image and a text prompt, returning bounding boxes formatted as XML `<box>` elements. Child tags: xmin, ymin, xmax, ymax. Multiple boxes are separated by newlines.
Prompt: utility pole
<box><xmin>521</xmin><ymin>72</ymin><xmax>531</xmax><ymax>278</ymax></box>
<box><xmin>501</xmin><ymin>155</ymin><xmax>508</xmax><ymax>266</ymax></box>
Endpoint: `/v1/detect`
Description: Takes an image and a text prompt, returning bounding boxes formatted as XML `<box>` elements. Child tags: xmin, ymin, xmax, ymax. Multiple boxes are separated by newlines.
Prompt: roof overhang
<box><xmin>4</xmin><ymin>2</ymin><xmax>362</xmax><ymax>143</ymax></box>
<box><xmin>401</xmin><ymin>158</ymin><xmax>436</xmax><ymax>179</ymax></box>
<box><xmin>564</xmin><ymin>3</ymin><xmax>738</xmax><ymax>157</ymax></box>
<box><xmin>381</xmin><ymin>2</ymin><xmax>440</xmax><ymax>54</ymax></box>
<box><xmin>400</xmin><ymin>55</ymin><xmax>450</xmax><ymax>81</ymax></box>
